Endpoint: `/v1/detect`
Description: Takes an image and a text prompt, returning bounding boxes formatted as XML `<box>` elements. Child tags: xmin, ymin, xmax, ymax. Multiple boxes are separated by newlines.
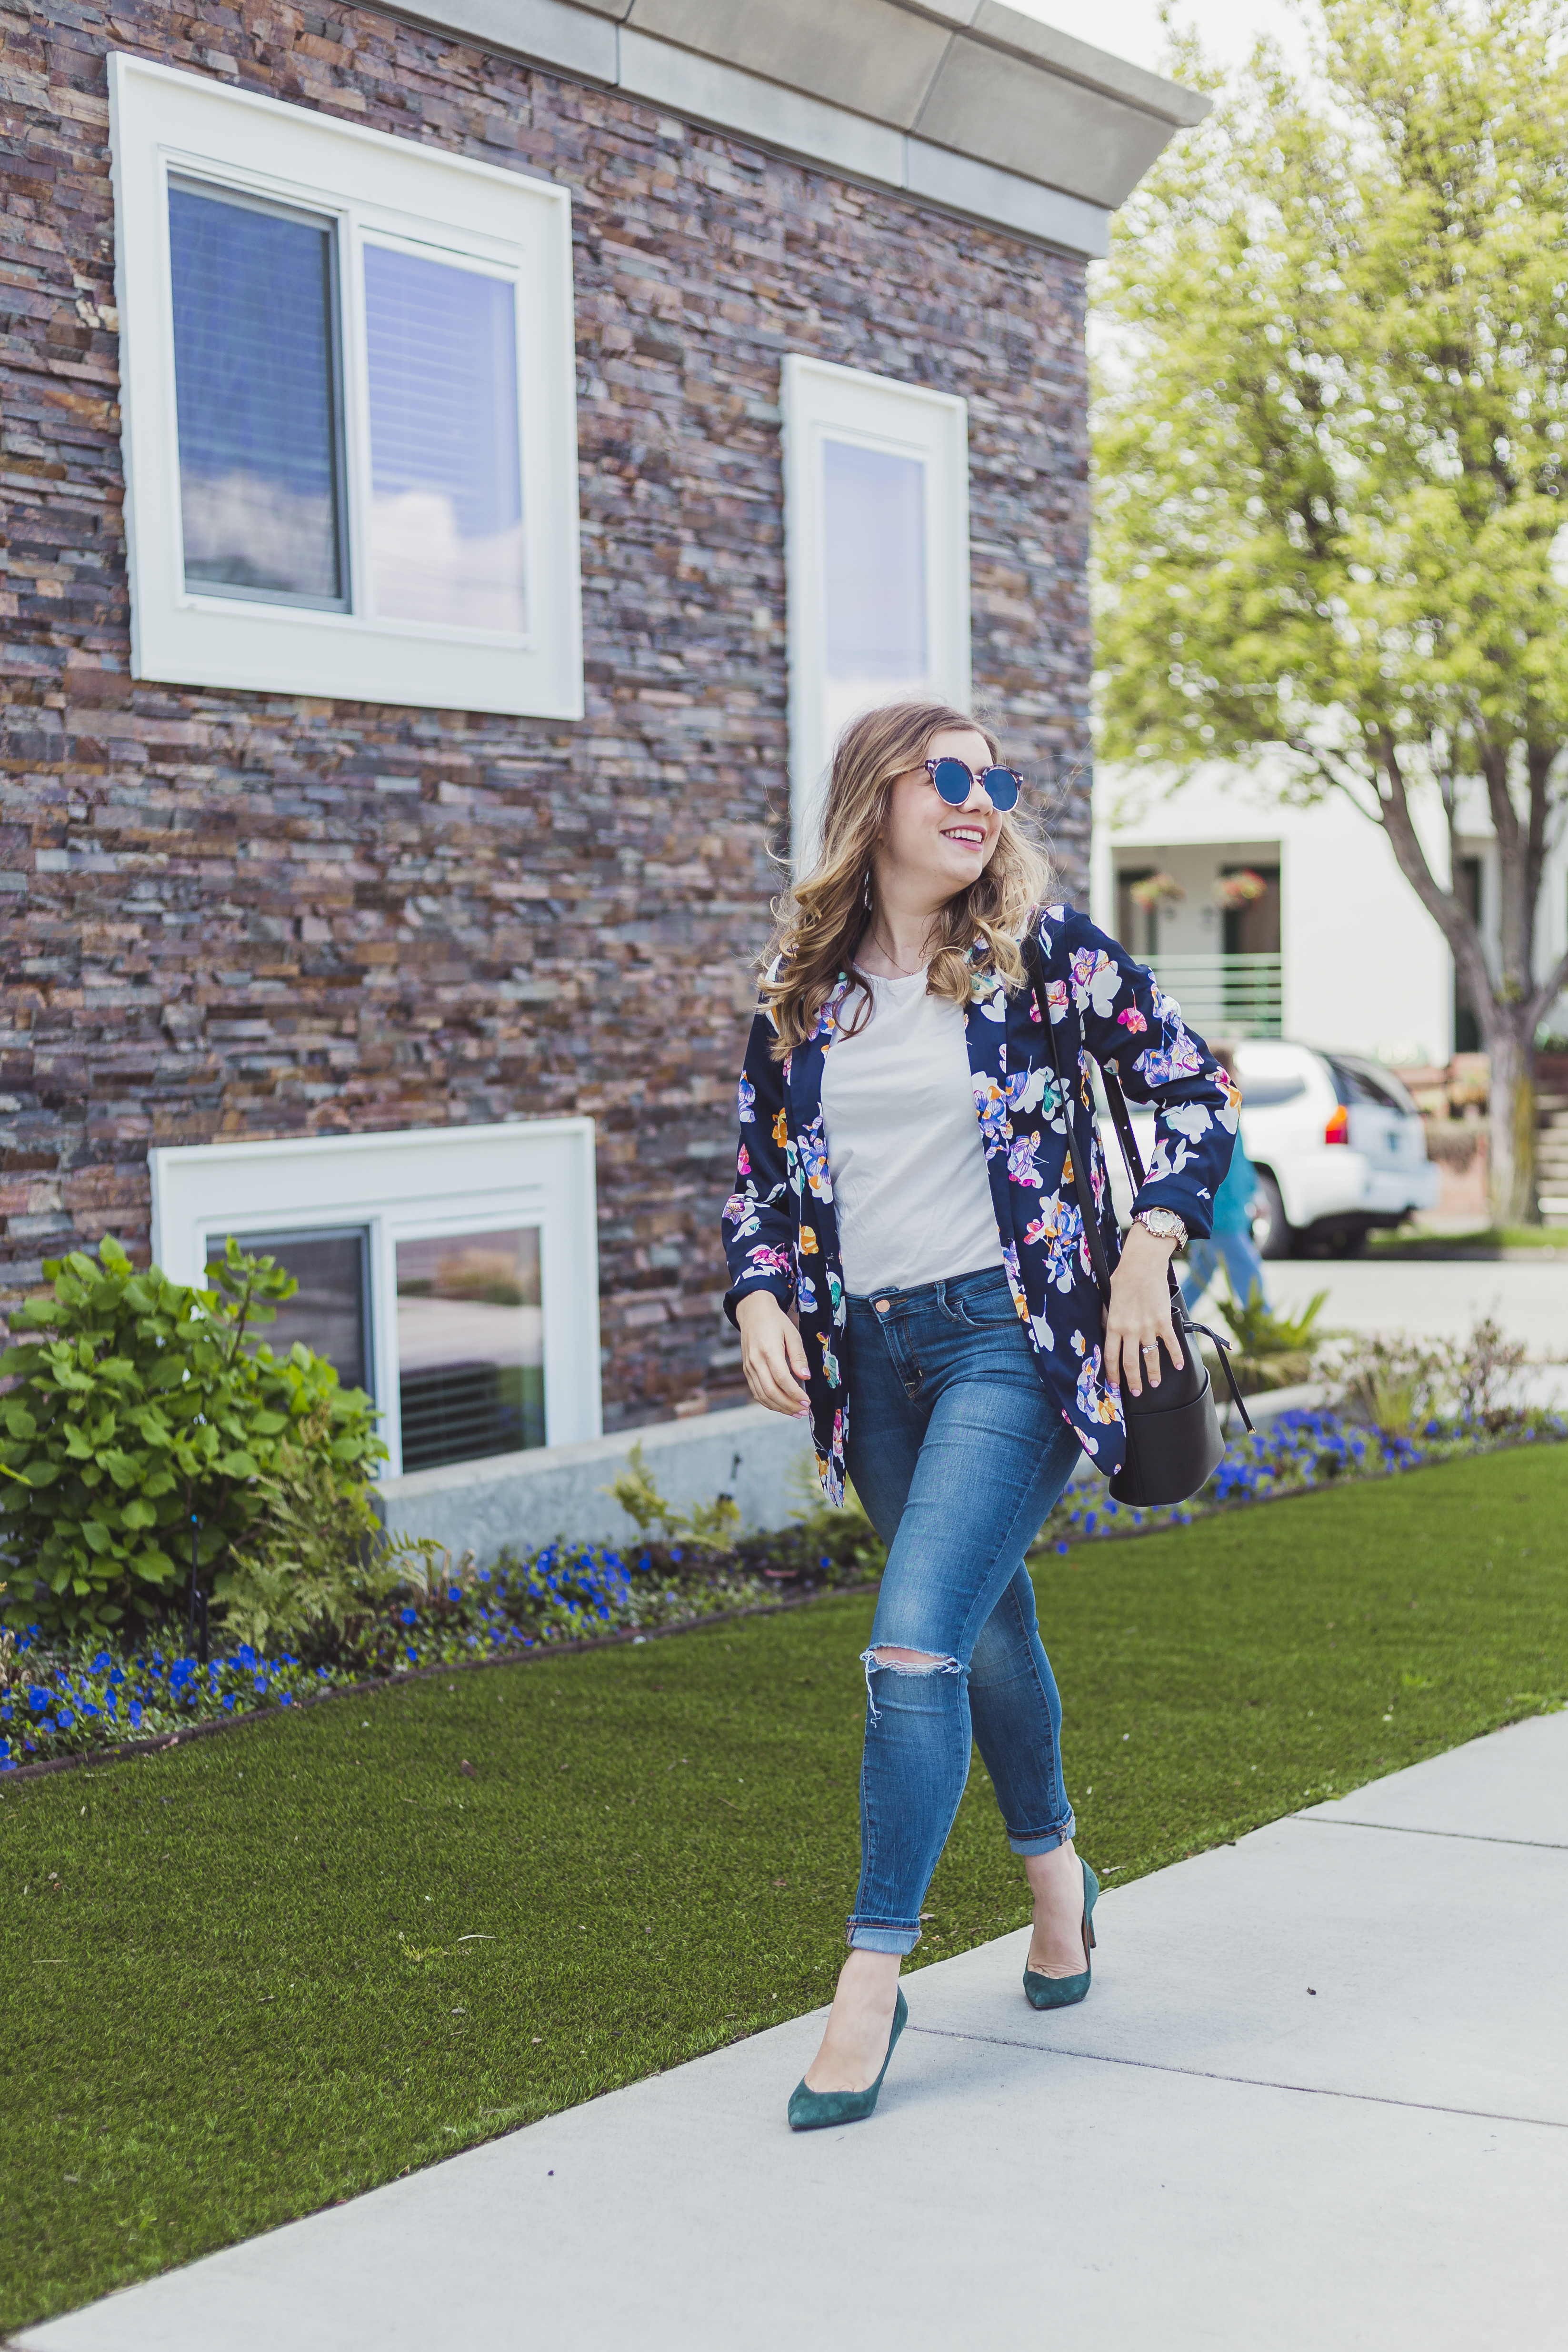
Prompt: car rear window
<box><xmin>1324</xmin><ymin>1056</ymin><xmax>1416</xmax><ymax>1115</ymax></box>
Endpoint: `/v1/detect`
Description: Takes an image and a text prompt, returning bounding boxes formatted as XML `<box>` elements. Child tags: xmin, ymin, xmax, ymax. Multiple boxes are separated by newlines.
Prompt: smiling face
<box><xmin>873</xmin><ymin>726</ymin><xmax>1004</xmax><ymax>914</ymax></box>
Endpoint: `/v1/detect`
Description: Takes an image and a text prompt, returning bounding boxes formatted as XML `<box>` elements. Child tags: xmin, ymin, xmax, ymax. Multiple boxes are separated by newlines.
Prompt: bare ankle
<box><xmin>835</xmin><ymin>1949</ymin><xmax>902</xmax><ymax>2005</ymax></box>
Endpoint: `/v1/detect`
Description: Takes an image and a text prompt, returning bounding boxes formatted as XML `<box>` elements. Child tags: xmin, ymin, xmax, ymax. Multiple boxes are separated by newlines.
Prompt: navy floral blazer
<box><xmin>720</xmin><ymin>905</ymin><xmax>1238</xmax><ymax>1498</ymax></box>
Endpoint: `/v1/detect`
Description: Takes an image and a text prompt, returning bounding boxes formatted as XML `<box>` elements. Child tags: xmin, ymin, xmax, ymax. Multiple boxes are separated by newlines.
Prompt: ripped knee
<box><xmin>867</xmin><ymin>1647</ymin><xmax>958</xmax><ymax>1674</ymax></box>
<box><xmin>859</xmin><ymin>1644</ymin><xmax>961</xmax><ymax>1723</ymax></box>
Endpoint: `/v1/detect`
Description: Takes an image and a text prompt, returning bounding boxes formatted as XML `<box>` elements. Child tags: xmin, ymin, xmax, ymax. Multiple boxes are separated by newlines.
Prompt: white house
<box><xmin>1089</xmin><ymin>761</ymin><xmax>1568</xmax><ymax>1065</ymax></box>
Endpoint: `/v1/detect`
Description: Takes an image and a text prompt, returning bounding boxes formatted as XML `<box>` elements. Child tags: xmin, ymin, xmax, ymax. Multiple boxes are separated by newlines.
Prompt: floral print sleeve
<box><xmin>1041</xmin><ymin>906</ymin><xmax>1237</xmax><ymax>1240</ymax></box>
<box><xmin>720</xmin><ymin>1007</ymin><xmax>797</xmax><ymax>1322</ymax></box>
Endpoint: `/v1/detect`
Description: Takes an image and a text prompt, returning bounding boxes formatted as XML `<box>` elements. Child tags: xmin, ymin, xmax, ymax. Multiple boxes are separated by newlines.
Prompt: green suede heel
<box><xmin>1023</xmin><ymin>1859</ymin><xmax>1099</xmax><ymax>2011</ymax></box>
<box><xmin>788</xmin><ymin>1987</ymin><xmax>908</xmax><ymax>2131</ymax></box>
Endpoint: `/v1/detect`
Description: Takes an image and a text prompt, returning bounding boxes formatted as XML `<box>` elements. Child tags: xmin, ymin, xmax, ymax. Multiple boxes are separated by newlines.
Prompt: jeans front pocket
<box><xmin>942</xmin><ymin>1270</ymin><xmax>1019</xmax><ymax>1330</ymax></box>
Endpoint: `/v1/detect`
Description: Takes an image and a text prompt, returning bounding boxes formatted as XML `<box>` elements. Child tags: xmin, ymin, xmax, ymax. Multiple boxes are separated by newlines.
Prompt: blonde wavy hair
<box><xmin>761</xmin><ymin>700</ymin><xmax>1053</xmax><ymax>1053</ymax></box>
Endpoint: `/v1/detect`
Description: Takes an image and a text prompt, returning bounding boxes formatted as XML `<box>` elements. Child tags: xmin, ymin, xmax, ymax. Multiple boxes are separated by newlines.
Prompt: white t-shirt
<box><xmin>819</xmin><ymin>969</ymin><xmax>1003</xmax><ymax>1295</ymax></box>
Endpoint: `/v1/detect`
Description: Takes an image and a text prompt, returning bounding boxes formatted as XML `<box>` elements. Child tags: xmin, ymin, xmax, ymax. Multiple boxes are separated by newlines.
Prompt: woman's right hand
<box><xmin>735</xmin><ymin>1291</ymin><xmax>811</xmax><ymax>1417</ymax></box>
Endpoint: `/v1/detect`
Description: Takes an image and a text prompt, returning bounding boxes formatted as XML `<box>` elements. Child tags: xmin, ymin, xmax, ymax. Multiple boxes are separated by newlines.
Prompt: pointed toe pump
<box><xmin>1023</xmin><ymin>1859</ymin><xmax>1099</xmax><ymax>2011</ymax></box>
<box><xmin>788</xmin><ymin>1987</ymin><xmax>909</xmax><ymax>2132</ymax></box>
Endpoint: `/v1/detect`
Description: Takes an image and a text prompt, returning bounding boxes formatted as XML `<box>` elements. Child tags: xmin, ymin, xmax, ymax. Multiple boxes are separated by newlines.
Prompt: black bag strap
<box><xmin>1187</xmin><ymin>1315</ymin><xmax>1254</xmax><ymax>1431</ymax></box>
<box><xmin>1022</xmin><ymin>929</ymin><xmax>1116</xmax><ymax>1305</ymax></box>
<box><xmin>1102</xmin><ymin>1064</ymin><xmax>1148</xmax><ymax>1190</ymax></box>
<box><xmin>1020</xmin><ymin>924</ymin><xmax>1253</xmax><ymax>1432</ymax></box>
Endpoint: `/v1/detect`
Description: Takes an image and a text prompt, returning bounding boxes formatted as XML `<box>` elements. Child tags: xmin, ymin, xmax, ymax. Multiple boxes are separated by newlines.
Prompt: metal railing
<box><xmin>1146</xmin><ymin>953</ymin><xmax>1284</xmax><ymax>1039</ymax></box>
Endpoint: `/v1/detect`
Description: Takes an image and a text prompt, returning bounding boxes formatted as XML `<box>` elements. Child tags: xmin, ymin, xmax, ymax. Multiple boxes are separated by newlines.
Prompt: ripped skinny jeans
<box><xmin>843</xmin><ymin>1266</ymin><xmax>1083</xmax><ymax>1956</ymax></box>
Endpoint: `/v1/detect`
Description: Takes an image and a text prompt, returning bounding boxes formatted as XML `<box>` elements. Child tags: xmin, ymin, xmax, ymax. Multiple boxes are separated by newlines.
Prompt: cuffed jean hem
<box><xmin>1009</xmin><ymin>1812</ymin><xmax>1076</xmax><ymax>1858</ymax></box>
<box><xmin>846</xmin><ymin>1921</ymin><xmax>921</xmax><ymax>1955</ymax></box>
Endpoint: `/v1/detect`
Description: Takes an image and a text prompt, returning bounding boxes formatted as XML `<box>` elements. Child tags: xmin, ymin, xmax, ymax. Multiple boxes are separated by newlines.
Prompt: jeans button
<box><xmin>875</xmin><ymin>1298</ymin><xmax>890</xmax><ymax>1314</ymax></box>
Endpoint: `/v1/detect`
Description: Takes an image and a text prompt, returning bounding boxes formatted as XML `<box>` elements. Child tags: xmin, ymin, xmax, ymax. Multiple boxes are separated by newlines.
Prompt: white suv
<box><xmin>1099</xmin><ymin>1040</ymin><xmax>1439</xmax><ymax>1257</ymax></box>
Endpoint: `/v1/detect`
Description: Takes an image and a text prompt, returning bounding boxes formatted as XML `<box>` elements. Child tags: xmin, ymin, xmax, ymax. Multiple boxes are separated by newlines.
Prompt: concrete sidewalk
<box><xmin>1268</xmin><ymin>1254</ymin><xmax>1568</xmax><ymax>1360</ymax></box>
<box><xmin>20</xmin><ymin>1714</ymin><xmax>1568</xmax><ymax>2352</ymax></box>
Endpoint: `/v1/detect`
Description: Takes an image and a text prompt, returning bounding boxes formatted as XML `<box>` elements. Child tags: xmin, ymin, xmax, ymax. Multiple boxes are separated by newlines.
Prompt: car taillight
<box><xmin>1325</xmin><ymin>1105</ymin><xmax>1349</xmax><ymax>1146</ymax></box>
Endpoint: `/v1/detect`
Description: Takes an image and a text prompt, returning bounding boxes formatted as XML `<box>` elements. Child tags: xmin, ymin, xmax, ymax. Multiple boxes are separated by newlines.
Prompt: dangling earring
<box><xmin>862</xmin><ymin>869</ymin><xmax>873</xmax><ymax>910</ymax></box>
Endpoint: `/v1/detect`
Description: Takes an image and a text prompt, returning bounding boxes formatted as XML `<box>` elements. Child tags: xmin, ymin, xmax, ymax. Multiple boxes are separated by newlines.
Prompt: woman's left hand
<box><xmin>1104</xmin><ymin>1222</ymin><xmax>1180</xmax><ymax>1397</ymax></box>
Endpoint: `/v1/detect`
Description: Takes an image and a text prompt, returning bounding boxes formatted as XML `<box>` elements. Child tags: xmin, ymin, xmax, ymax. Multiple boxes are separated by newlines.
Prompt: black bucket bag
<box><xmin>1022</xmin><ymin>936</ymin><xmax>1251</xmax><ymax>1507</ymax></box>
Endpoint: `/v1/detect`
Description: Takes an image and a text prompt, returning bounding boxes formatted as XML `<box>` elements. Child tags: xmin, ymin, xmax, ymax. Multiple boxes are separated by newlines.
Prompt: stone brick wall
<box><xmin>0</xmin><ymin>0</ymin><xmax>1092</xmax><ymax>1429</ymax></box>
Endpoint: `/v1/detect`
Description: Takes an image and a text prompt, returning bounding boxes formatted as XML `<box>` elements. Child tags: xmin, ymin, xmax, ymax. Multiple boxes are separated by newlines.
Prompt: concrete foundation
<box><xmin>373</xmin><ymin>1402</ymin><xmax>819</xmax><ymax>1562</ymax></box>
<box><xmin>370</xmin><ymin>1379</ymin><xmax>1369</xmax><ymax>1563</ymax></box>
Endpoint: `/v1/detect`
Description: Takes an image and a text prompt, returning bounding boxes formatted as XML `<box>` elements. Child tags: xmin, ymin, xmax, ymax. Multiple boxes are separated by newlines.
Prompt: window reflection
<box><xmin>210</xmin><ymin>1228</ymin><xmax>370</xmax><ymax>1395</ymax></box>
<box><xmin>365</xmin><ymin>246</ymin><xmax>525</xmax><ymax>635</ymax></box>
<box><xmin>821</xmin><ymin>438</ymin><xmax>928</xmax><ymax>743</ymax></box>
<box><xmin>396</xmin><ymin>1228</ymin><xmax>543</xmax><ymax>1473</ymax></box>
<box><xmin>168</xmin><ymin>184</ymin><xmax>345</xmax><ymax>604</ymax></box>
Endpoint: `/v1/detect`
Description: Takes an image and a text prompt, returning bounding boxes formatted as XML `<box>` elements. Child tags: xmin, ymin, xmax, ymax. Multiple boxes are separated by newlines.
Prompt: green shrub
<box><xmin>211</xmin><ymin>1409</ymin><xmax>422</xmax><ymax>1654</ymax></box>
<box><xmin>1446</xmin><ymin>1314</ymin><xmax>1529</xmax><ymax>1427</ymax></box>
<box><xmin>1332</xmin><ymin>1315</ymin><xmax>1530</xmax><ymax>1436</ymax></box>
<box><xmin>1205</xmin><ymin>1282</ymin><xmax>1331</xmax><ymax>1396</ymax></box>
<box><xmin>1342</xmin><ymin>1343</ymin><xmax>1445</xmax><ymax>1436</ymax></box>
<box><xmin>1217</xmin><ymin>1284</ymin><xmax>1330</xmax><ymax>1360</ymax></box>
<box><xmin>0</xmin><ymin>1236</ymin><xmax>384</xmax><ymax>1637</ymax></box>
<box><xmin>605</xmin><ymin>1440</ymin><xmax>742</xmax><ymax>1553</ymax></box>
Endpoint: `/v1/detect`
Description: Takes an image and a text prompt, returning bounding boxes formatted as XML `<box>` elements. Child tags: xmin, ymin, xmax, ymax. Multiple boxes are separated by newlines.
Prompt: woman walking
<box><xmin>721</xmin><ymin>702</ymin><xmax>1237</xmax><ymax>2130</ymax></box>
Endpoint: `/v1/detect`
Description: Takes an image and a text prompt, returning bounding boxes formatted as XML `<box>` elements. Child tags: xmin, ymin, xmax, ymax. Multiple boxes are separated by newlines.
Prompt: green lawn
<box><xmin>1370</xmin><ymin>1222</ymin><xmax>1568</xmax><ymax>1254</ymax></box>
<box><xmin>5</xmin><ymin>1446</ymin><xmax>1566</xmax><ymax>2331</ymax></box>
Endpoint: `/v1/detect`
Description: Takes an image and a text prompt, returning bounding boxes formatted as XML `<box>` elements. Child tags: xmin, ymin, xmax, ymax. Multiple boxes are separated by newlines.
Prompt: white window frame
<box><xmin>781</xmin><ymin>353</ymin><xmax>971</xmax><ymax>861</ymax></box>
<box><xmin>149</xmin><ymin>1120</ymin><xmax>600</xmax><ymax>1475</ymax></box>
<box><xmin>109</xmin><ymin>52</ymin><xmax>583</xmax><ymax>719</ymax></box>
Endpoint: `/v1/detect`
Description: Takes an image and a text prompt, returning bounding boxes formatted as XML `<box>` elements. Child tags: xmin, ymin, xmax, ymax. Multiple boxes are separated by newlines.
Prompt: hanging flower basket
<box><xmin>1214</xmin><ymin>868</ymin><xmax>1270</xmax><ymax>911</ymax></box>
<box><xmin>1129</xmin><ymin>871</ymin><xmax>1185</xmax><ymax>911</ymax></box>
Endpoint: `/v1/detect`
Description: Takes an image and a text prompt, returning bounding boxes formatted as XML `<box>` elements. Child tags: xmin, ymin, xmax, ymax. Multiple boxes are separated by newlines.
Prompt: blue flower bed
<box><xmin>0</xmin><ymin>1522</ymin><xmax>873</xmax><ymax>1773</ymax></box>
<box><xmin>1034</xmin><ymin>1405</ymin><xmax>1568</xmax><ymax>1551</ymax></box>
<box><xmin>0</xmin><ymin>1636</ymin><xmax>336</xmax><ymax>1766</ymax></box>
<box><xmin>6</xmin><ymin>1407</ymin><xmax>1561</xmax><ymax>1773</ymax></box>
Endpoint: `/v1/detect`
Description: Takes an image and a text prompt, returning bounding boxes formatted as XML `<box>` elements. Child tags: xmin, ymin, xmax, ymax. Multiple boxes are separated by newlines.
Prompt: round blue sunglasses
<box><xmin>923</xmin><ymin>756</ymin><xmax>1023</xmax><ymax>812</ymax></box>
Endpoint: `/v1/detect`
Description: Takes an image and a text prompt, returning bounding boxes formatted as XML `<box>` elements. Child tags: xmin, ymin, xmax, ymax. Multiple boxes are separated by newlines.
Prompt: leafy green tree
<box><xmin>0</xmin><ymin>1236</ymin><xmax>383</xmax><ymax>1636</ymax></box>
<box><xmin>1094</xmin><ymin>0</ymin><xmax>1568</xmax><ymax>1221</ymax></box>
